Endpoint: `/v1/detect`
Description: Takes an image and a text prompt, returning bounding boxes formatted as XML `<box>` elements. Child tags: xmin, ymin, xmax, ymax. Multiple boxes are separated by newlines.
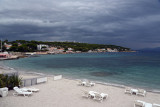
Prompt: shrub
<box><xmin>0</xmin><ymin>74</ymin><xmax>22</xmax><ymax>90</ymax></box>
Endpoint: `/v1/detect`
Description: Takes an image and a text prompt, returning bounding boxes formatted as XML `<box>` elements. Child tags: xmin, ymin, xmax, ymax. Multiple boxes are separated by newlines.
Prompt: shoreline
<box><xmin>0</xmin><ymin>51</ymin><xmax>137</xmax><ymax>61</ymax></box>
<box><xmin>1</xmin><ymin>65</ymin><xmax>160</xmax><ymax>94</ymax></box>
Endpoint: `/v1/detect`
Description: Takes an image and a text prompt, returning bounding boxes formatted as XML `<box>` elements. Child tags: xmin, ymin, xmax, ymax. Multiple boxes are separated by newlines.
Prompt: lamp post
<box><xmin>1</xmin><ymin>38</ymin><xmax>2</xmax><ymax>53</ymax></box>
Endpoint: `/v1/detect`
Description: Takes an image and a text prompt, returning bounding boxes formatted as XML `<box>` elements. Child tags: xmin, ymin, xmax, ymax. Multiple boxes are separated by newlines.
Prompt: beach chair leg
<box><xmin>100</xmin><ymin>100</ymin><xmax>103</xmax><ymax>103</ymax></box>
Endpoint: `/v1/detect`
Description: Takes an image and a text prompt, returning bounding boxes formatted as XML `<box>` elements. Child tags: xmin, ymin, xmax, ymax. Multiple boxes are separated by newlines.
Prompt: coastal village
<box><xmin>0</xmin><ymin>40</ymin><xmax>131</xmax><ymax>60</ymax></box>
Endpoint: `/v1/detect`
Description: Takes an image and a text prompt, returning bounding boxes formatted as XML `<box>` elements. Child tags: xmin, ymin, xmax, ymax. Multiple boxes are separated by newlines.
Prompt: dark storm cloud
<box><xmin>0</xmin><ymin>0</ymin><xmax>160</xmax><ymax>49</ymax></box>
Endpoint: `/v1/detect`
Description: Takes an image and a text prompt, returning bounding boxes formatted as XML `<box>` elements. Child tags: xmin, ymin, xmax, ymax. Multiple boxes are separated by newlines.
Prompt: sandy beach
<box><xmin>0</xmin><ymin>75</ymin><xmax>160</xmax><ymax>107</ymax></box>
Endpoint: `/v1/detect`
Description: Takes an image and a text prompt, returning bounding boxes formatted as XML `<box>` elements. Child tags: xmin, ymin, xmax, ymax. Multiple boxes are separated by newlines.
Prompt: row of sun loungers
<box><xmin>134</xmin><ymin>100</ymin><xmax>160</xmax><ymax>107</ymax></box>
<box><xmin>78</xmin><ymin>80</ymin><xmax>95</xmax><ymax>87</ymax></box>
<box><xmin>13</xmin><ymin>87</ymin><xmax>39</xmax><ymax>97</ymax></box>
<box><xmin>79</xmin><ymin>79</ymin><xmax>158</xmax><ymax>106</ymax></box>
<box><xmin>125</xmin><ymin>87</ymin><xmax>146</xmax><ymax>97</ymax></box>
<box><xmin>82</xmin><ymin>90</ymin><xmax>108</xmax><ymax>103</ymax></box>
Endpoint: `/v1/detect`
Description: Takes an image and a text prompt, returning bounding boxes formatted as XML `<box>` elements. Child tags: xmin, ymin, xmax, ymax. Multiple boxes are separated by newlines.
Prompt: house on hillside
<box><xmin>37</xmin><ymin>44</ymin><xmax>49</xmax><ymax>50</ymax></box>
<box><xmin>96</xmin><ymin>48</ymin><xmax>106</xmax><ymax>52</ymax></box>
<box><xmin>107</xmin><ymin>48</ymin><xmax>118</xmax><ymax>52</ymax></box>
<box><xmin>68</xmin><ymin>48</ymin><xmax>73</xmax><ymax>51</ymax></box>
<box><xmin>4</xmin><ymin>43</ymin><xmax>12</xmax><ymax>50</ymax></box>
<box><xmin>48</xmin><ymin>47</ymin><xmax>64</xmax><ymax>54</ymax></box>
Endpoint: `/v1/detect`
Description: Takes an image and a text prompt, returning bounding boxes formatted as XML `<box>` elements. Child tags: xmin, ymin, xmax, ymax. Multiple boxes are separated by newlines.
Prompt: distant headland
<box><xmin>0</xmin><ymin>40</ymin><xmax>134</xmax><ymax>59</ymax></box>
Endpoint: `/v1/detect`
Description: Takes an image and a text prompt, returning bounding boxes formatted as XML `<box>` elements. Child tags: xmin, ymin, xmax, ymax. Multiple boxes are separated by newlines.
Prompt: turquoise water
<box><xmin>1</xmin><ymin>52</ymin><xmax>160</xmax><ymax>91</ymax></box>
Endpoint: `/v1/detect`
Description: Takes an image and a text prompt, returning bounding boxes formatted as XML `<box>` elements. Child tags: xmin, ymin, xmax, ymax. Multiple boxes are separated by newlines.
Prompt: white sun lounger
<box><xmin>137</xmin><ymin>89</ymin><xmax>146</xmax><ymax>97</ymax></box>
<box><xmin>93</xmin><ymin>93</ymin><xmax>103</xmax><ymax>102</ymax></box>
<box><xmin>83</xmin><ymin>81</ymin><xmax>95</xmax><ymax>87</ymax></box>
<box><xmin>21</xmin><ymin>87</ymin><xmax>40</xmax><ymax>92</ymax></box>
<box><xmin>82</xmin><ymin>90</ymin><xmax>90</xmax><ymax>98</ymax></box>
<box><xmin>85</xmin><ymin>82</ymin><xmax>93</xmax><ymax>87</ymax></box>
<box><xmin>125</xmin><ymin>87</ymin><xmax>132</xmax><ymax>94</ymax></box>
<box><xmin>77</xmin><ymin>80</ymin><xmax>83</xmax><ymax>86</ymax></box>
<box><xmin>153</xmin><ymin>104</ymin><xmax>160</xmax><ymax>107</ymax></box>
<box><xmin>145</xmin><ymin>103</ymin><xmax>153</xmax><ymax>107</ymax></box>
<box><xmin>89</xmin><ymin>91</ymin><xmax>108</xmax><ymax>102</ymax></box>
<box><xmin>13</xmin><ymin>87</ymin><xmax>33</xmax><ymax>97</ymax></box>
<box><xmin>134</xmin><ymin>100</ymin><xmax>152</xmax><ymax>107</ymax></box>
<box><xmin>87</xmin><ymin>81</ymin><xmax>95</xmax><ymax>86</ymax></box>
<box><xmin>100</xmin><ymin>93</ymin><xmax>108</xmax><ymax>99</ymax></box>
<box><xmin>134</xmin><ymin>100</ymin><xmax>145</xmax><ymax>107</ymax></box>
<box><xmin>78</xmin><ymin>80</ymin><xmax>95</xmax><ymax>87</ymax></box>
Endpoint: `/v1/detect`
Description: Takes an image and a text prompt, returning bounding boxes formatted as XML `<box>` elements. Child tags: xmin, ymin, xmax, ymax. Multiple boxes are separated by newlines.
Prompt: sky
<box><xmin>0</xmin><ymin>0</ymin><xmax>160</xmax><ymax>49</ymax></box>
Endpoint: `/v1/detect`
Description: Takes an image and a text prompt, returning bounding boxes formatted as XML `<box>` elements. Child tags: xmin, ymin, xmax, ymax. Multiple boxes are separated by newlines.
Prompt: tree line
<box><xmin>0</xmin><ymin>40</ymin><xmax>130</xmax><ymax>52</ymax></box>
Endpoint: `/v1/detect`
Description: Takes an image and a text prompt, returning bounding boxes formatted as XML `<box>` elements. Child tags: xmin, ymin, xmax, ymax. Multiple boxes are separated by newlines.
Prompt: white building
<box><xmin>68</xmin><ymin>48</ymin><xmax>73</xmax><ymax>51</ymax></box>
<box><xmin>37</xmin><ymin>44</ymin><xmax>49</xmax><ymax>50</ymax></box>
<box><xmin>4</xmin><ymin>43</ymin><xmax>12</xmax><ymax>50</ymax></box>
<box><xmin>107</xmin><ymin>48</ymin><xmax>118</xmax><ymax>52</ymax></box>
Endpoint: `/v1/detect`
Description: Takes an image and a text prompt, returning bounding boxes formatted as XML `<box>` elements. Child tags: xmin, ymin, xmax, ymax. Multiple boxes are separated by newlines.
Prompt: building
<box><xmin>0</xmin><ymin>53</ymin><xmax>10</xmax><ymax>58</ymax></box>
<box><xmin>107</xmin><ymin>48</ymin><xmax>118</xmax><ymax>52</ymax></box>
<box><xmin>66</xmin><ymin>50</ymin><xmax>74</xmax><ymax>53</ymax></box>
<box><xmin>88</xmin><ymin>50</ymin><xmax>93</xmax><ymax>53</ymax></box>
<box><xmin>37</xmin><ymin>44</ymin><xmax>49</xmax><ymax>50</ymax></box>
<box><xmin>4</xmin><ymin>43</ymin><xmax>12</xmax><ymax>50</ymax></box>
<box><xmin>47</xmin><ymin>47</ymin><xmax>65</xmax><ymax>54</ymax></box>
<box><xmin>96</xmin><ymin>49</ymin><xmax>106</xmax><ymax>52</ymax></box>
<box><xmin>68</xmin><ymin>48</ymin><xmax>73</xmax><ymax>51</ymax></box>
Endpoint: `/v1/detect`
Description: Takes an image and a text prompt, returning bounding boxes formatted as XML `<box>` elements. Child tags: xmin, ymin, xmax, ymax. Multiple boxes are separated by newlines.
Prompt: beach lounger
<box><xmin>134</xmin><ymin>100</ymin><xmax>152</xmax><ymax>107</ymax></box>
<box><xmin>21</xmin><ymin>87</ymin><xmax>40</xmax><ymax>92</ymax></box>
<box><xmin>153</xmin><ymin>104</ymin><xmax>160</xmax><ymax>107</ymax></box>
<box><xmin>93</xmin><ymin>93</ymin><xmax>103</xmax><ymax>103</ymax></box>
<box><xmin>77</xmin><ymin>80</ymin><xmax>83</xmax><ymax>86</ymax></box>
<box><xmin>145</xmin><ymin>103</ymin><xmax>153</xmax><ymax>107</ymax></box>
<box><xmin>82</xmin><ymin>90</ymin><xmax>90</xmax><ymax>98</ymax></box>
<box><xmin>84</xmin><ymin>81</ymin><xmax>95</xmax><ymax>87</ymax></box>
<box><xmin>78</xmin><ymin>80</ymin><xmax>95</xmax><ymax>87</ymax></box>
<box><xmin>100</xmin><ymin>93</ymin><xmax>108</xmax><ymax>99</ymax></box>
<box><xmin>88</xmin><ymin>81</ymin><xmax>95</xmax><ymax>86</ymax></box>
<box><xmin>125</xmin><ymin>87</ymin><xmax>132</xmax><ymax>94</ymax></box>
<box><xmin>134</xmin><ymin>100</ymin><xmax>145</xmax><ymax>107</ymax></box>
<box><xmin>85</xmin><ymin>82</ymin><xmax>92</xmax><ymax>87</ymax></box>
<box><xmin>137</xmin><ymin>89</ymin><xmax>146</xmax><ymax>97</ymax></box>
<box><xmin>13</xmin><ymin>87</ymin><xmax>33</xmax><ymax>97</ymax></box>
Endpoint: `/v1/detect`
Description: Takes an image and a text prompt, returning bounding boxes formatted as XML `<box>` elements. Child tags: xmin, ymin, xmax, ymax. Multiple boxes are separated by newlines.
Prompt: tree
<box><xmin>4</xmin><ymin>39</ymin><xmax>8</xmax><ymax>43</ymax></box>
<box><xmin>9</xmin><ymin>46</ymin><xmax>18</xmax><ymax>52</ymax></box>
<box><xmin>27</xmin><ymin>43</ymin><xmax>37</xmax><ymax>51</ymax></box>
<box><xmin>2</xmin><ymin>46</ymin><xmax>6</xmax><ymax>52</ymax></box>
<box><xmin>12</xmin><ymin>43</ymin><xmax>18</xmax><ymax>47</ymax></box>
<box><xmin>17</xmin><ymin>44</ymin><xmax>29</xmax><ymax>52</ymax></box>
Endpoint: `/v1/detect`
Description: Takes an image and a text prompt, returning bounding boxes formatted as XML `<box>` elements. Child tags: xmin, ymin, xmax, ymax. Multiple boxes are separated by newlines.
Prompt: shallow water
<box><xmin>1</xmin><ymin>52</ymin><xmax>160</xmax><ymax>91</ymax></box>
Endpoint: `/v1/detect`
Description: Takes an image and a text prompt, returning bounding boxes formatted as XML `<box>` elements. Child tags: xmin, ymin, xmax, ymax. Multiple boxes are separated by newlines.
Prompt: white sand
<box><xmin>0</xmin><ymin>76</ymin><xmax>160</xmax><ymax>107</ymax></box>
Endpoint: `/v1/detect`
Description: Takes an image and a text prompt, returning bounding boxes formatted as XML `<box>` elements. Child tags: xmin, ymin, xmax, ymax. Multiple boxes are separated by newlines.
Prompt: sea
<box><xmin>1</xmin><ymin>52</ymin><xmax>160</xmax><ymax>92</ymax></box>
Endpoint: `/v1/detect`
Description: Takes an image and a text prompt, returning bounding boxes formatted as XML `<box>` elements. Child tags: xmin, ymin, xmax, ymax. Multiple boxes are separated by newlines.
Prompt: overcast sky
<box><xmin>0</xmin><ymin>0</ymin><xmax>160</xmax><ymax>49</ymax></box>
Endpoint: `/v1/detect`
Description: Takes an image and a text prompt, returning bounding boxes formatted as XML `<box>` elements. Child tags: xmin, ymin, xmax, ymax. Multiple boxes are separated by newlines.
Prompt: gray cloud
<box><xmin>0</xmin><ymin>0</ymin><xmax>160</xmax><ymax>49</ymax></box>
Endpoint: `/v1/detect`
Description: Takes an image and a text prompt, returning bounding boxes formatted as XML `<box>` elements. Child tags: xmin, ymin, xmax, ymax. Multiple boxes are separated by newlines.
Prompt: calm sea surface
<box><xmin>1</xmin><ymin>52</ymin><xmax>160</xmax><ymax>91</ymax></box>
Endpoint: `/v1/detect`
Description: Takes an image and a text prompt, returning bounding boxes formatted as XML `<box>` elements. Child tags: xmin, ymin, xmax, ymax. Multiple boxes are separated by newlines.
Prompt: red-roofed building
<box><xmin>4</xmin><ymin>43</ymin><xmax>12</xmax><ymax>50</ymax></box>
<box><xmin>0</xmin><ymin>53</ymin><xmax>10</xmax><ymax>58</ymax></box>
